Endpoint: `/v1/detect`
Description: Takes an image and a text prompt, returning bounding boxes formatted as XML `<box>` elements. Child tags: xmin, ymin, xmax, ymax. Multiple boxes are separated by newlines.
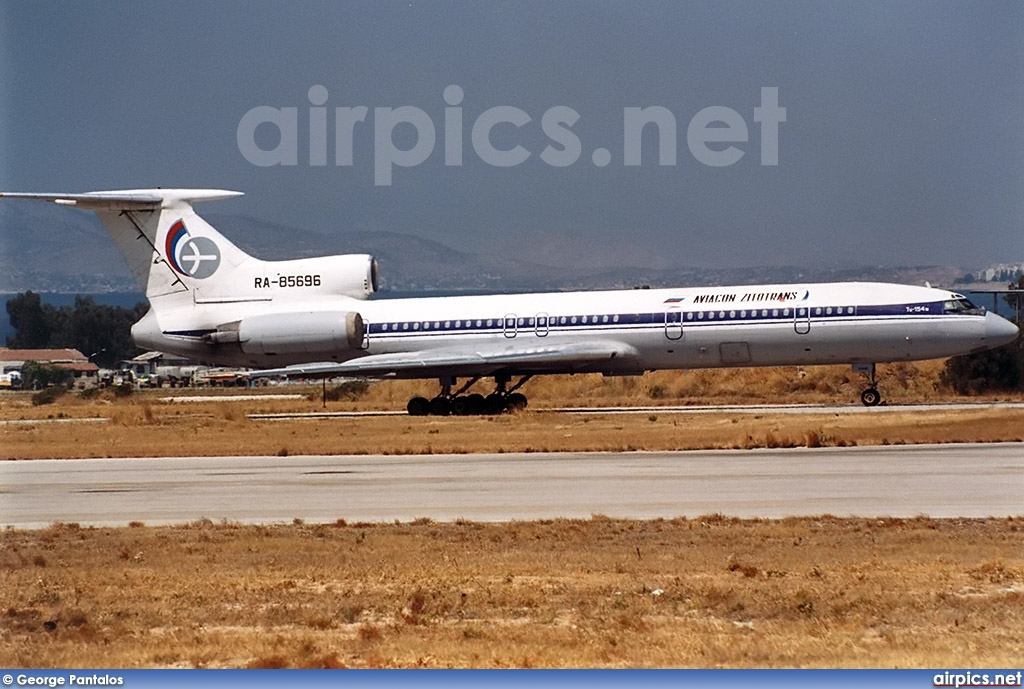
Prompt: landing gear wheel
<box><xmin>407</xmin><ymin>396</ymin><xmax>431</xmax><ymax>416</ymax></box>
<box><xmin>428</xmin><ymin>396</ymin><xmax>452</xmax><ymax>416</ymax></box>
<box><xmin>451</xmin><ymin>396</ymin><xmax>471</xmax><ymax>416</ymax></box>
<box><xmin>484</xmin><ymin>393</ymin><xmax>508</xmax><ymax>415</ymax></box>
<box><xmin>860</xmin><ymin>388</ymin><xmax>881</xmax><ymax>407</ymax></box>
<box><xmin>505</xmin><ymin>392</ymin><xmax>528</xmax><ymax>412</ymax></box>
<box><xmin>464</xmin><ymin>393</ymin><xmax>485</xmax><ymax>415</ymax></box>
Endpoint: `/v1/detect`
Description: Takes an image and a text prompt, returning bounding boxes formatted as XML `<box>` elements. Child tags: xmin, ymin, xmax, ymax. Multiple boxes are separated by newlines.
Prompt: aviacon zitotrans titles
<box><xmin>1</xmin><ymin>189</ymin><xmax>1017</xmax><ymax>414</ymax></box>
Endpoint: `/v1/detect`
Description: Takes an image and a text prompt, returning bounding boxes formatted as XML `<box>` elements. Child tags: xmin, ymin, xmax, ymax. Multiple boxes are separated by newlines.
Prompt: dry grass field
<box><xmin>2</xmin><ymin>362</ymin><xmax>1022</xmax><ymax>668</ymax></box>
<box><xmin>2</xmin><ymin>362</ymin><xmax>1023</xmax><ymax>459</ymax></box>
<box><xmin>1</xmin><ymin>517</ymin><xmax>1022</xmax><ymax>668</ymax></box>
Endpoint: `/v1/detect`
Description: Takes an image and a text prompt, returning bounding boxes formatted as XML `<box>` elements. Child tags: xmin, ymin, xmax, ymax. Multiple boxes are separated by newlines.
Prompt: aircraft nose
<box><xmin>985</xmin><ymin>311</ymin><xmax>1019</xmax><ymax>347</ymax></box>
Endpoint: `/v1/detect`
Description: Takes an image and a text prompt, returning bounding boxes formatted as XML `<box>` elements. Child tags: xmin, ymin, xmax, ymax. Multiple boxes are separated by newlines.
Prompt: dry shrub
<box><xmin>358</xmin><ymin>624</ymin><xmax>384</xmax><ymax>642</ymax></box>
<box><xmin>246</xmin><ymin>655</ymin><xmax>290</xmax><ymax>669</ymax></box>
<box><xmin>403</xmin><ymin>589</ymin><xmax>429</xmax><ymax>625</ymax></box>
<box><xmin>298</xmin><ymin>654</ymin><xmax>347</xmax><ymax>669</ymax></box>
<box><xmin>110</xmin><ymin>405</ymin><xmax>157</xmax><ymax>427</ymax></box>
<box><xmin>969</xmin><ymin>560</ymin><xmax>1020</xmax><ymax>584</ymax></box>
<box><xmin>219</xmin><ymin>405</ymin><xmax>243</xmax><ymax>422</ymax></box>
<box><xmin>319</xmin><ymin>380</ymin><xmax>370</xmax><ymax>402</ymax></box>
<box><xmin>728</xmin><ymin>562</ymin><xmax>760</xmax><ymax>578</ymax></box>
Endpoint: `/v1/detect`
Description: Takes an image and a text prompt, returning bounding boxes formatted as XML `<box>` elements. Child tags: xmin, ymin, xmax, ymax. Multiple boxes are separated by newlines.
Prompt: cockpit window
<box><xmin>943</xmin><ymin>298</ymin><xmax>985</xmax><ymax>315</ymax></box>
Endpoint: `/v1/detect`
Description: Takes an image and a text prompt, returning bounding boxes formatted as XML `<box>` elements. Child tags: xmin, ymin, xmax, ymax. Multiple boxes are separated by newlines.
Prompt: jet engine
<box><xmin>263</xmin><ymin>254</ymin><xmax>378</xmax><ymax>298</ymax></box>
<box><xmin>206</xmin><ymin>311</ymin><xmax>365</xmax><ymax>355</ymax></box>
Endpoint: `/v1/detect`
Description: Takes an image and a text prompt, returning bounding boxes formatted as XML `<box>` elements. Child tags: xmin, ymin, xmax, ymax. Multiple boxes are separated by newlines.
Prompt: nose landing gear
<box><xmin>407</xmin><ymin>375</ymin><xmax>532</xmax><ymax>416</ymax></box>
<box><xmin>854</xmin><ymin>363</ymin><xmax>882</xmax><ymax>407</ymax></box>
<box><xmin>860</xmin><ymin>386</ymin><xmax>881</xmax><ymax>407</ymax></box>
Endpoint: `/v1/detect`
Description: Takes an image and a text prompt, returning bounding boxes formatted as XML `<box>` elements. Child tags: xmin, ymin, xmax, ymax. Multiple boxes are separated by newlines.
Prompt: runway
<box><xmin>1</xmin><ymin>444</ymin><xmax>1021</xmax><ymax>528</ymax></box>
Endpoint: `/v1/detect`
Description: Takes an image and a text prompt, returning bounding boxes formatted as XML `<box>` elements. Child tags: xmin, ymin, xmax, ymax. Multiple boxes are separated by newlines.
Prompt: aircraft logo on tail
<box><xmin>165</xmin><ymin>219</ymin><xmax>220</xmax><ymax>278</ymax></box>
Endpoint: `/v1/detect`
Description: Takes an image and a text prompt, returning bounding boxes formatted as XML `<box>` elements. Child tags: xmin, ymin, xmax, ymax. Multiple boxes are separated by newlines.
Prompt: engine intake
<box><xmin>207</xmin><ymin>311</ymin><xmax>365</xmax><ymax>355</ymax></box>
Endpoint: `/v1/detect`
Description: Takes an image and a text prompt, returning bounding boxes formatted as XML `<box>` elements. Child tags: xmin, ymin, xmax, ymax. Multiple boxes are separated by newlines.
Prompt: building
<box><xmin>0</xmin><ymin>348</ymin><xmax>100</xmax><ymax>389</ymax></box>
<box><xmin>120</xmin><ymin>351</ymin><xmax>204</xmax><ymax>387</ymax></box>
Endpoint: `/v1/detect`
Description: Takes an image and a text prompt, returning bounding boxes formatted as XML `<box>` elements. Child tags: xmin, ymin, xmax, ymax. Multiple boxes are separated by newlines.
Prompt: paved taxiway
<box><xmin>1</xmin><ymin>444</ymin><xmax>1021</xmax><ymax>528</ymax></box>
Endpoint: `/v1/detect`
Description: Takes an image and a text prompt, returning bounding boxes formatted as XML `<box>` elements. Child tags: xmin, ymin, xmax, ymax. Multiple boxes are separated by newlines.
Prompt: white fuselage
<box><xmin>134</xmin><ymin>281</ymin><xmax>1009</xmax><ymax>376</ymax></box>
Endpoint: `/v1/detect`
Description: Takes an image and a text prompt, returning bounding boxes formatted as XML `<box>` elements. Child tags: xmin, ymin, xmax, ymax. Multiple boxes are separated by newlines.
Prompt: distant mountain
<box><xmin>0</xmin><ymin>201</ymin><xmax>967</xmax><ymax>294</ymax></box>
<box><xmin>0</xmin><ymin>198</ymin><xmax>138</xmax><ymax>292</ymax></box>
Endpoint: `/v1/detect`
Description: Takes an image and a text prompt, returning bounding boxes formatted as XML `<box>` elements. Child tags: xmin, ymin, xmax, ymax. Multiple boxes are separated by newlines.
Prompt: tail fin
<box><xmin>0</xmin><ymin>189</ymin><xmax>247</xmax><ymax>301</ymax></box>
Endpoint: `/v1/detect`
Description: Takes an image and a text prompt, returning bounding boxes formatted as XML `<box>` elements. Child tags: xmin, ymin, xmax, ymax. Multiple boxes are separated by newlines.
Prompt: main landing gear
<box><xmin>406</xmin><ymin>375</ymin><xmax>532</xmax><ymax>416</ymax></box>
<box><xmin>854</xmin><ymin>363</ymin><xmax>882</xmax><ymax>407</ymax></box>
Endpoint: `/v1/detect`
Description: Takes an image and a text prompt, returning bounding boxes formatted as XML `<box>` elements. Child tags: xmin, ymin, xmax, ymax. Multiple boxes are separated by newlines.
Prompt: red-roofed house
<box><xmin>0</xmin><ymin>348</ymin><xmax>100</xmax><ymax>389</ymax></box>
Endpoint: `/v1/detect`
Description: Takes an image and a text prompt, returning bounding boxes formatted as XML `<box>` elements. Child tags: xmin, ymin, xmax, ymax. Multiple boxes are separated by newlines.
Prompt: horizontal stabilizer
<box><xmin>0</xmin><ymin>189</ymin><xmax>242</xmax><ymax>211</ymax></box>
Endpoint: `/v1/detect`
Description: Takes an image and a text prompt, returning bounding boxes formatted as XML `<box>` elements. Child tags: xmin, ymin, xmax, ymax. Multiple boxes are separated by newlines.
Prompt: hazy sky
<box><xmin>2</xmin><ymin>1</ymin><xmax>1022</xmax><ymax>271</ymax></box>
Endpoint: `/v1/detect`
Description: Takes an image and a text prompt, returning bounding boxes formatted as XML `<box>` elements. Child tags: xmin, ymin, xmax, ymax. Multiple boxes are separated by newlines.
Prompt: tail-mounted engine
<box><xmin>206</xmin><ymin>310</ymin><xmax>365</xmax><ymax>355</ymax></box>
<box><xmin>263</xmin><ymin>254</ymin><xmax>379</xmax><ymax>299</ymax></box>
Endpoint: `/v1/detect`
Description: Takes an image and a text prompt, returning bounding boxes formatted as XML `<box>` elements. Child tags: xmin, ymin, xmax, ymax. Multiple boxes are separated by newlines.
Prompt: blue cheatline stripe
<box><xmin>156</xmin><ymin>301</ymin><xmax>969</xmax><ymax>339</ymax></box>
<box><xmin>0</xmin><ymin>669</ymin><xmax>1009</xmax><ymax>688</ymax></box>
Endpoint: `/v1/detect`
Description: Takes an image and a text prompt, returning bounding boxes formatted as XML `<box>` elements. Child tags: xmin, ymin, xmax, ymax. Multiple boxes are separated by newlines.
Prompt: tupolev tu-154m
<box><xmin>2</xmin><ymin>189</ymin><xmax>1017</xmax><ymax>414</ymax></box>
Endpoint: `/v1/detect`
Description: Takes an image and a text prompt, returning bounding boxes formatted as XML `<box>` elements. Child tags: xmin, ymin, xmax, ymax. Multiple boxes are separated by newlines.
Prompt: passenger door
<box><xmin>664</xmin><ymin>306</ymin><xmax>683</xmax><ymax>340</ymax></box>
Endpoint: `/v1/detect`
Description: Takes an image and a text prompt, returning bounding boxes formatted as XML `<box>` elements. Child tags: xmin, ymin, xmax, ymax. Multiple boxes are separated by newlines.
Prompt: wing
<box><xmin>251</xmin><ymin>339</ymin><xmax>642</xmax><ymax>380</ymax></box>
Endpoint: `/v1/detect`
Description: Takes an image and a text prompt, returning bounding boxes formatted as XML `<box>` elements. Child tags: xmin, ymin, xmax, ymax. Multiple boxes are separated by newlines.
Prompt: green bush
<box><xmin>112</xmin><ymin>383</ymin><xmax>135</xmax><ymax>398</ymax></box>
<box><xmin>32</xmin><ymin>386</ymin><xmax>68</xmax><ymax>406</ymax></box>
<box><xmin>313</xmin><ymin>380</ymin><xmax>371</xmax><ymax>402</ymax></box>
<box><xmin>21</xmin><ymin>361</ymin><xmax>74</xmax><ymax>390</ymax></box>
<box><xmin>940</xmin><ymin>333</ymin><xmax>1023</xmax><ymax>394</ymax></box>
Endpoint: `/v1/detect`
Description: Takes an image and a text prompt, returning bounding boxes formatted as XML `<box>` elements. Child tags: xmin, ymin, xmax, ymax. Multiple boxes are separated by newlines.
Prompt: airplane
<box><xmin>1</xmin><ymin>188</ymin><xmax>1018</xmax><ymax>414</ymax></box>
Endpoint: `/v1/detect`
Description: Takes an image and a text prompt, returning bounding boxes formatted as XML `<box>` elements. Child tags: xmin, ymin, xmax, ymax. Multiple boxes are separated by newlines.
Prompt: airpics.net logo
<box><xmin>236</xmin><ymin>85</ymin><xmax>785</xmax><ymax>186</ymax></box>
